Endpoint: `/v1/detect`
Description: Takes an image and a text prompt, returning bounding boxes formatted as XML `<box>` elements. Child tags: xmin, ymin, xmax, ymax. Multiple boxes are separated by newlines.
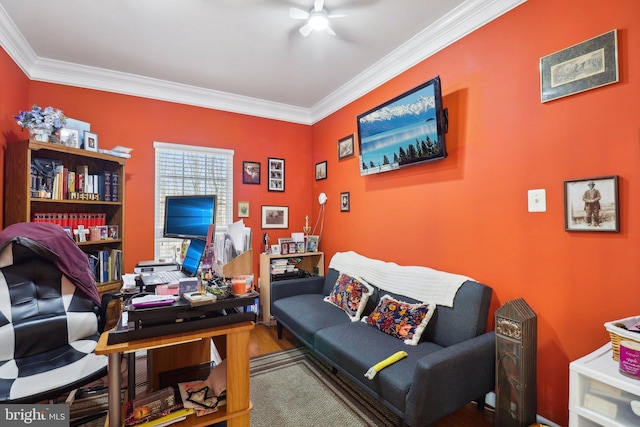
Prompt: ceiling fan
<box><xmin>289</xmin><ymin>0</ymin><xmax>347</xmax><ymax>37</ymax></box>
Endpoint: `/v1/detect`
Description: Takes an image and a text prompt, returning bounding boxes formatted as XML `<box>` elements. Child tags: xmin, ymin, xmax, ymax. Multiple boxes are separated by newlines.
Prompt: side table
<box><xmin>95</xmin><ymin>321</ymin><xmax>254</xmax><ymax>427</ymax></box>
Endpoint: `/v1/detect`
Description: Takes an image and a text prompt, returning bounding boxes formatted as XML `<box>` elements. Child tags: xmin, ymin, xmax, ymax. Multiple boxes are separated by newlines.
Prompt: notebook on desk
<box><xmin>141</xmin><ymin>239</ymin><xmax>206</xmax><ymax>287</ymax></box>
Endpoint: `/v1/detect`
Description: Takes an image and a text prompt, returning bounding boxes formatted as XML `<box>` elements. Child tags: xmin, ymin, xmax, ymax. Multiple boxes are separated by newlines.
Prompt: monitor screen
<box><xmin>182</xmin><ymin>239</ymin><xmax>206</xmax><ymax>276</ymax></box>
<box><xmin>163</xmin><ymin>195</ymin><xmax>216</xmax><ymax>240</ymax></box>
<box><xmin>357</xmin><ymin>75</ymin><xmax>447</xmax><ymax>175</ymax></box>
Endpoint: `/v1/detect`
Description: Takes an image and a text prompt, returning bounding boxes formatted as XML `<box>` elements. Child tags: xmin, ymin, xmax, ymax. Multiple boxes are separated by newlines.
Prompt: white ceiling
<box><xmin>0</xmin><ymin>0</ymin><xmax>524</xmax><ymax>124</ymax></box>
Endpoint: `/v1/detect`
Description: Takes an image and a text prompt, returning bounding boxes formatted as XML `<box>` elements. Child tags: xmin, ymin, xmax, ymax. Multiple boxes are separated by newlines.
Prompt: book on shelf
<box><xmin>30</xmin><ymin>159</ymin><xmax>118</xmax><ymax>201</ymax></box>
<box><xmin>124</xmin><ymin>387</ymin><xmax>190</xmax><ymax>427</ymax></box>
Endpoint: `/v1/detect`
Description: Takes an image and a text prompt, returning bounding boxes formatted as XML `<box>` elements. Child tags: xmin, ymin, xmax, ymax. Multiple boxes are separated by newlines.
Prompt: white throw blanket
<box><xmin>328</xmin><ymin>251</ymin><xmax>473</xmax><ymax>307</ymax></box>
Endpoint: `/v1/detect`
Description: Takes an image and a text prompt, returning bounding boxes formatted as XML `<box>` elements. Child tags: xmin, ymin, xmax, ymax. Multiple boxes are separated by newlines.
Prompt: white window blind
<box><xmin>154</xmin><ymin>142</ymin><xmax>234</xmax><ymax>260</ymax></box>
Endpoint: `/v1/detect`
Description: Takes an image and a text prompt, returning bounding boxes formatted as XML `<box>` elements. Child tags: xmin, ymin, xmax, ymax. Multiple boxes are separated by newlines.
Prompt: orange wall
<box><xmin>0</xmin><ymin>48</ymin><xmax>29</xmax><ymax>226</ymax></box>
<box><xmin>312</xmin><ymin>0</ymin><xmax>640</xmax><ymax>423</ymax></box>
<box><xmin>1</xmin><ymin>0</ymin><xmax>639</xmax><ymax>423</ymax></box>
<box><xmin>3</xmin><ymin>81</ymin><xmax>312</xmax><ymax>275</ymax></box>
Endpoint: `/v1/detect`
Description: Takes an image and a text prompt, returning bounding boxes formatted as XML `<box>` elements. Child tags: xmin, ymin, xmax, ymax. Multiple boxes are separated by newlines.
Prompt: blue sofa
<box><xmin>271</xmin><ymin>265</ymin><xmax>495</xmax><ymax>427</ymax></box>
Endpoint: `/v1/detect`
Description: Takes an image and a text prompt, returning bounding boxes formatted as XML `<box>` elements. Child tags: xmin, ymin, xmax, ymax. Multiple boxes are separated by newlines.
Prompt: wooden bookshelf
<box><xmin>3</xmin><ymin>140</ymin><xmax>127</xmax><ymax>295</ymax></box>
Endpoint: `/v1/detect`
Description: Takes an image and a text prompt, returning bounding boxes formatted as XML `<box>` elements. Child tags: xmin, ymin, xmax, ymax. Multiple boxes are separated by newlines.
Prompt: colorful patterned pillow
<box><xmin>363</xmin><ymin>294</ymin><xmax>435</xmax><ymax>345</ymax></box>
<box><xmin>324</xmin><ymin>273</ymin><xmax>373</xmax><ymax>321</ymax></box>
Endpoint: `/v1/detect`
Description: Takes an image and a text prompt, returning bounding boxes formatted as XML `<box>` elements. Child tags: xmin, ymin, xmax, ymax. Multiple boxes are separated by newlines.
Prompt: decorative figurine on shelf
<box><xmin>303</xmin><ymin>215</ymin><xmax>311</xmax><ymax>236</ymax></box>
<box><xmin>263</xmin><ymin>232</ymin><xmax>270</xmax><ymax>254</ymax></box>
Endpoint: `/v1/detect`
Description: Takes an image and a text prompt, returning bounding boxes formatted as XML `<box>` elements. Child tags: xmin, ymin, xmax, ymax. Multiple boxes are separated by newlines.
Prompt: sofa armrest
<box><xmin>404</xmin><ymin>331</ymin><xmax>496</xmax><ymax>426</ymax></box>
<box><xmin>270</xmin><ymin>276</ymin><xmax>326</xmax><ymax>304</ymax></box>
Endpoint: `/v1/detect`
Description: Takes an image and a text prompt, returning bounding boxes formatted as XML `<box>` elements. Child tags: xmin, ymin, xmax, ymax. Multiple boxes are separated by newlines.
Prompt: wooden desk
<box><xmin>95</xmin><ymin>321</ymin><xmax>255</xmax><ymax>427</ymax></box>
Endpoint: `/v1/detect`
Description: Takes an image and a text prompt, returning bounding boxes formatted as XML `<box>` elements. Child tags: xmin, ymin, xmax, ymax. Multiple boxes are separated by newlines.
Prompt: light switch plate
<box><xmin>528</xmin><ymin>189</ymin><xmax>546</xmax><ymax>212</ymax></box>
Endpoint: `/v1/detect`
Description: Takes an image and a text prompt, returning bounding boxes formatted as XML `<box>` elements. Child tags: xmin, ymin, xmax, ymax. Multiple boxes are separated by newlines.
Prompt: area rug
<box><xmin>70</xmin><ymin>347</ymin><xmax>398</xmax><ymax>426</ymax></box>
<box><xmin>250</xmin><ymin>346</ymin><xmax>398</xmax><ymax>427</ymax></box>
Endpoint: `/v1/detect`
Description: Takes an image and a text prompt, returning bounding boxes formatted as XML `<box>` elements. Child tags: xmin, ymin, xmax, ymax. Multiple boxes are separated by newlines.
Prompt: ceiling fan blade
<box><xmin>299</xmin><ymin>23</ymin><xmax>313</xmax><ymax>37</ymax></box>
<box><xmin>314</xmin><ymin>0</ymin><xmax>324</xmax><ymax>13</ymax></box>
<box><xmin>289</xmin><ymin>7</ymin><xmax>309</xmax><ymax>19</ymax></box>
<box><xmin>325</xmin><ymin>26</ymin><xmax>336</xmax><ymax>36</ymax></box>
<box><xmin>328</xmin><ymin>13</ymin><xmax>348</xmax><ymax>18</ymax></box>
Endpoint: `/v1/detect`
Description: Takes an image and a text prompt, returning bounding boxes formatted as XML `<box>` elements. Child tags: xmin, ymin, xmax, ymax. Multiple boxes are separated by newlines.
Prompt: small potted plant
<box><xmin>14</xmin><ymin>105</ymin><xmax>66</xmax><ymax>143</ymax></box>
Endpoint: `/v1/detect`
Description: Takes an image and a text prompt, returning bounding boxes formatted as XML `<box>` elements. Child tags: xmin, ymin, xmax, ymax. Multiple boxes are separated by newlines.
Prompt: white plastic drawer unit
<box><xmin>569</xmin><ymin>342</ymin><xmax>640</xmax><ymax>427</ymax></box>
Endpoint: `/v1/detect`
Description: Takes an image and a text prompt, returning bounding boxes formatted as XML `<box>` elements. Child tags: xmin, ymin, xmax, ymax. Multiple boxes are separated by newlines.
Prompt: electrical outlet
<box><xmin>528</xmin><ymin>189</ymin><xmax>546</xmax><ymax>212</ymax></box>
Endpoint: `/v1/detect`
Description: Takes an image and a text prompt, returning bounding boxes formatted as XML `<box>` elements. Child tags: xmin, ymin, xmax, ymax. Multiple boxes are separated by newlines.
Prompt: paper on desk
<box><xmin>228</xmin><ymin>220</ymin><xmax>247</xmax><ymax>252</ymax></box>
<box><xmin>122</xmin><ymin>273</ymin><xmax>138</xmax><ymax>290</ymax></box>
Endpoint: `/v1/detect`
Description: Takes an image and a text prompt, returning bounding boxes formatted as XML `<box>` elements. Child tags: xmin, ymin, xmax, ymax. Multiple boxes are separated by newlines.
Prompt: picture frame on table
<box><xmin>84</xmin><ymin>131</ymin><xmax>98</xmax><ymax>152</ymax></box>
<box><xmin>338</xmin><ymin>134</ymin><xmax>355</xmax><ymax>160</ymax></box>
<box><xmin>59</xmin><ymin>128</ymin><xmax>80</xmax><ymax>148</ymax></box>
<box><xmin>315</xmin><ymin>161</ymin><xmax>327</xmax><ymax>180</ymax></box>
<box><xmin>242</xmin><ymin>161</ymin><xmax>260</xmax><ymax>184</ymax></box>
<box><xmin>268</xmin><ymin>158</ymin><xmax>285</xmax><ymax>192</ymax></box>
<box><xmin>340</xmin><ymin>192</ymin><xmax>350</xmax><ymax>212</ymax></box>
<box><xmin>540</xmin><ymin>29</ymin><xmax>618</xmax><ymax>103</ymax></box>
<box><xmin>261</xmin><ymin>205</ymin><xmax>289</xmax><ymax>229</ymax></box>
<box><xmin>270</xmin><ymin>244</ymin><xmax>281</xmax><ymax>255</ymax></box>
<box><xmin>564</xmin><ymin>175</ymin><xmax>619</xmax><ymax>232</ymax></box>
<box><xmin>306</xmin><ymin>235</ymin><xmax>319</xmax><ymax>252</ymax></box>
<box><xmin>108</xmin><ymin>225</ymin><xmax>119</xmax><ymax>239</ymax></box>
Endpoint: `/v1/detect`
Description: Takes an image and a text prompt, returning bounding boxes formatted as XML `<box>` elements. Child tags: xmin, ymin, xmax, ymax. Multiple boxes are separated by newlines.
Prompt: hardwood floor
<box><xmin>249</xmin><ymin>323</ymin><xmax>494</xmax><ymax>426</ymax></box>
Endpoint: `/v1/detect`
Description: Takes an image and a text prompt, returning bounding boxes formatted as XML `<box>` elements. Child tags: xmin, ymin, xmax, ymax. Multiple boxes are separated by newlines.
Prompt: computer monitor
<box><xmin>163</xmin><ymin>195</ymin><xmax>216</xmax><ymax>240</ymax></box>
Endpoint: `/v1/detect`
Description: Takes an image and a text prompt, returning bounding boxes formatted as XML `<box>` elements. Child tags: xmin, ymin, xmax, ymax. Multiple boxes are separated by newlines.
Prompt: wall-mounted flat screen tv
<box><xmin>356</xmin><ymin>75</ymin><xmax>447</xmax><ymax>176</ymax></box>
<box><xmin>163</xmin><ymin>195</ymin><xmax>216</xmax><ymax>240</ymax></box>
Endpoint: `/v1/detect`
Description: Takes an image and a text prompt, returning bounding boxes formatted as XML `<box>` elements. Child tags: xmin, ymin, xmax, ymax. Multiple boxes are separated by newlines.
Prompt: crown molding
<box><xmin>309</xmin><ymin>0</ymin><xmax>526</xmax><ymax>123</ymax></box>
<box><xmin>0</xmin><ymin>0</ymin><xmax>525</xmax><ymax>126</ymax></box>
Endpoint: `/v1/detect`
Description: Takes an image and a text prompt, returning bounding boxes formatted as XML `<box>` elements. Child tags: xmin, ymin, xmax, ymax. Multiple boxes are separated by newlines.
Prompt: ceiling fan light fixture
<box><xmin>309</xmin><ymin>13</ymin><xmax>329</xmax><ymax>31</ymax></box>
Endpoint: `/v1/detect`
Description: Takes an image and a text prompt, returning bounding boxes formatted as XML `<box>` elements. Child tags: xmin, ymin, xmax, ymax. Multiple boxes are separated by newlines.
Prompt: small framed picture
<box><xmin>306</xmin><ymin>235</ymin><xmax>319</xmax><ymax>252</ymax></box>
<box><xmin>261</xmin><ymin>205</ymin><xmax>289</xmax><ymax>229</ymax></box>
<box><xmin>99</xmin><ymin>225</ymin><xmax>108</xmax><ymax>240</ymax></box>
<box><xmin>280</xmin><ymin>242</ymin><xmax>289</xmax><ymax>255</ymax></box>
<box><xmin>296</xmin><ymin>241</ymin><xmax>306</xmax><ymax>253</ymax></box>
<box><xmin>564</xmin><ymin>175</ymin><xmax>619</xmax><ymax>232</ymax></box>
<box><xmin>270</xmin><ymin>244</ymin><xmax>281</xmax><ymax>255</ymax></box>
<box><xmin>268</xmin><ymin>158</ymin><xmax>285</xmax><ymax>192</ymax></box>
<box><xmin>60</xmin><ymin>128</ymin><xmax>80</xmax><ymax>148</ymax></box>
<box><xmin>242</xmin><ymin>161</ymin><xmax>260</xmax><ymax>184</ymax></box>
<box><xmin>338</xmin><ymin>134</ymin><xmax>355</xmax><ymax>160</ymax></box>
<box><xmin>84</xmin><ymin>131</ymin><xmax>98</xmax><ymax>152</ymax></box>
<box><xmin>108</xmin><ymin>225</ymin><xmax>119</xmax><ymax>239</ymax></box>
<box><xmin>340</xmin><ymin>192</ymin><xmax>350</xmax><ymax>212</ymax></box>
<box><xmin>62</xmin><ymin>226</ymin><xmax>73</xmax><ymax>238</ymax></box>
<box><xmin>315</xmin><ymin>161</ymin><xmax>327</xmax><ymax>180</ymax></box>
<box><xmin>288</xmin><ymin>242</ymin><xmax>297</xmax><ymax>254</ymax></box>
<box><xmin>238</xmin><ymin>201</ymin><xmax>250</xmax><ymax>218</ymax></box>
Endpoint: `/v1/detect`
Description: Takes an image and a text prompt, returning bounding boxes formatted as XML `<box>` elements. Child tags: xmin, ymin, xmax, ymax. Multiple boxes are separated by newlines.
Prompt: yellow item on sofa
<box><xmin>364</xmin><ymin>351</ymin><xmax>408</xmax><ymax>379</ymax></box>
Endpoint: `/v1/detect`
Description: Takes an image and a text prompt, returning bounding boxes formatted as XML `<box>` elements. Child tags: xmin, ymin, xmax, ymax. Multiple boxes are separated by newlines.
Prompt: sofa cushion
<box><xmin>321</xmin><ymin>268</ymin><xmax>340</xmax><ymax>296</ymax></box>
<box><xmin>271</xmin><ymin>294</ymin><xmax>352</xmax><ymax>347</ymax></box>
<box><xmin>314</xmin><ymin>321</ymin><xmax>444</xmax><ymax>412</ymax></box>
<box><xmin>363</xmin><ymin>295</ymin><xmax>435</xmax><ymax>345</ymax></box>
<box><xmin>324</xmin><ymin>273</ymin><xmax>373</xmax><ymax>321</ymax></box>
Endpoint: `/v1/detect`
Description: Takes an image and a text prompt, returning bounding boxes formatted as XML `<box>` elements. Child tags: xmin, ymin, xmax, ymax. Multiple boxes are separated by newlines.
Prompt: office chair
<box><xmin>0</xmin><ymin>223</ymin><xmax>109</xmax><ymax>404</ymax></box>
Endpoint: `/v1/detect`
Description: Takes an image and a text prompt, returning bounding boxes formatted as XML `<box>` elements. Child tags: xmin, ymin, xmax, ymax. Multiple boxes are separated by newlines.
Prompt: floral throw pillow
<box><xmin>363</xmin><ymin>295</ymin><xmax>435</xmax><ymax>345</ymax></box>
<box><xmin>324</xmin><ymin>273</ymin><xmax>373</xmax><ymax>321</ymax></box>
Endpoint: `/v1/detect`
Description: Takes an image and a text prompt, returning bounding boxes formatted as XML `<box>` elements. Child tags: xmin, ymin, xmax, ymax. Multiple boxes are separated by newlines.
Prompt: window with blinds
<box><xmin>154</xmin><ymin>142</ymin><xmax>234</xmax><ymax>260</ymax></box>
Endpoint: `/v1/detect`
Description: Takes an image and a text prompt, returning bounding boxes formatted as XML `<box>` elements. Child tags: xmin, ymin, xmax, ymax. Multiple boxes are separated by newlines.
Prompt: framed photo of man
<box><xmin>564</xmin><ymin>175</ymin><xmax>619</xmax><ymax>232</ymax></box>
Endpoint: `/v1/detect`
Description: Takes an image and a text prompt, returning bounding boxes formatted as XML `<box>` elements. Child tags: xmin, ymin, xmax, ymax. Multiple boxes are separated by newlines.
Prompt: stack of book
<box><xmin>124</xmin><ymin>386</ymin><xmax>192</xmax><ymax>427</ymax></box>
<box><xmin>270</xmin><ymin>257</ymin><xmax>303</xmax><ymax>281</ymax></box>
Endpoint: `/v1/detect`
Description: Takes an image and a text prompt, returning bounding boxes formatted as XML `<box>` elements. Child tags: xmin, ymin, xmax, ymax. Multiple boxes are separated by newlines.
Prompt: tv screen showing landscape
<box><xmin>357</xmin><ymin>76</ymin><xmax>447</xmax><ymax>176</ymax></box>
